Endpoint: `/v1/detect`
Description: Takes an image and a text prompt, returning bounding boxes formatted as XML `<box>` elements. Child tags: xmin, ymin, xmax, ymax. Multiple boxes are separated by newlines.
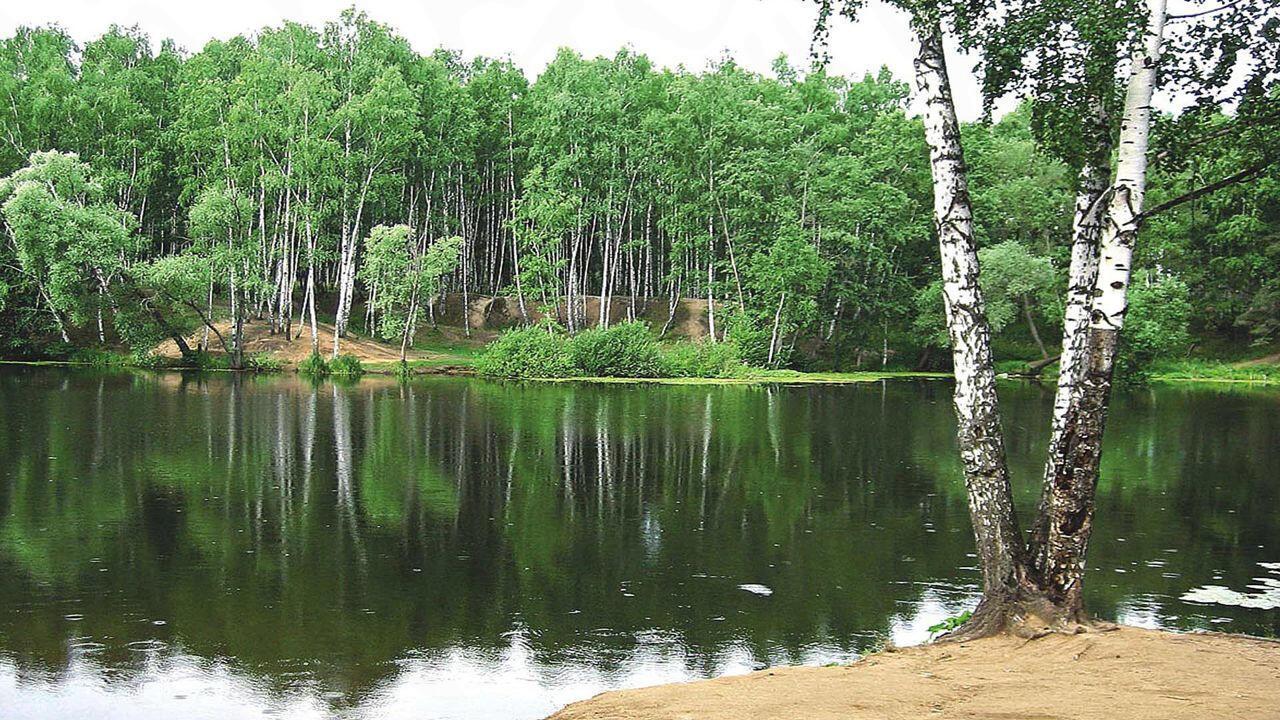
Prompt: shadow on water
<box><xmin>0</xmin><ymin>367</ymin><xmax>1276</xmax><ymax>719</ymax></box>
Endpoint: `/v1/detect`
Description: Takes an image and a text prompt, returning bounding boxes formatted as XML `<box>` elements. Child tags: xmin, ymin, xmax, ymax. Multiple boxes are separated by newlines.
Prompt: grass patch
<box><xmin>66</xmin><ymin>348</ymin><xmax>130</xmax><ymax>367</ymax></box>
<box><xmin>413</xmin><ymin>335</ymin><xmax>485</xmax><ymax>359</ymax></box>
<box><xmin>1149</xmin><ymin>358</ymin><xmax>1280</xmax><ymax>384</ymax></box>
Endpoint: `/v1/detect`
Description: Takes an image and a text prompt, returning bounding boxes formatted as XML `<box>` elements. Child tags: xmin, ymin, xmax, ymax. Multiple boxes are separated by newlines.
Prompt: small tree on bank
<box><xmin>359</xmin><ymin>224</ymin><xmax>462</xmax><ymax>362</ymax></box>
<box><xmin>0</xmin><ymin>151</ymin><xmax>199</xmax><ymax>359</ymax></box>
<box><xmin>0</xmin><ymin>151</ymin><xmax>134</xmax><ymax>344</ymax></box>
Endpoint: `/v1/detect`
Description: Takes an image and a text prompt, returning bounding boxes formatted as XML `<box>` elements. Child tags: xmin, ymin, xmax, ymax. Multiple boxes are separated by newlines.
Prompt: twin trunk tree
<box><xmin>909</xmin><ymin>0</ymin><xmax>1166</xmax><ymax>637</ymax></box>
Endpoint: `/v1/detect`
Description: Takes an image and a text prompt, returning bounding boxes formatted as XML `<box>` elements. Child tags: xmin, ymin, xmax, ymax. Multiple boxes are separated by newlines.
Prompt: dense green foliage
<box><xmin>328</xmin><ymin>353</ymin><xmax>365</xmax><ymax>377</ymax></box>
<box><xmin>662</xmin><ymin>340</ymin><xmax>747</xmax><ymax>379</ymax></box>
<box><xmin>476</xmin><ymin>323</ymin><xmax>578</xmax><ymax>378</ymax></box>
<box><xmin>298</xmin><ymin>351</ymin><xmax>330</xmax><ymax>376</ymax></box>
<box><xmin>477</xmin><ymin>321</ymin><xmax>746</xmax><ymax>379</ymax></box>
<box><xmin>568</xmin><ymin>322</ymin><xmax>667</xmax><ymax>378</ymax></box>
<box><xmin>1116</xmin><ymin>277</ymin><xmax>1194</xmax><ymax>383</ymax></box>
<box><xmin>0</xmin><ymin>15</ymin><xmax>1274</xmax><ymax>374</ymax></box>
<box><xmin>360</xmin><ymin>226</ymin><xmax>463</xmax><ymax>357</ymax></box>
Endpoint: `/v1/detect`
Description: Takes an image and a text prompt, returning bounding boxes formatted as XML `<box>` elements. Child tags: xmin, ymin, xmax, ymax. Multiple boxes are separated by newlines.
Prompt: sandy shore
<box><xmin>549</xmin><ymin>627</ymin><xmax>1280</xmax><ymax>720</ymax></box>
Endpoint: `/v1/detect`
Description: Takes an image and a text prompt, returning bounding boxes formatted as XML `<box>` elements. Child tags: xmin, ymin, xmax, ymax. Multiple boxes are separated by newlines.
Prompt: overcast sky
<box><xmin>0</xmin><ymin>0</ymin><xmax>1001</xmax><ymax>119</ymax></box>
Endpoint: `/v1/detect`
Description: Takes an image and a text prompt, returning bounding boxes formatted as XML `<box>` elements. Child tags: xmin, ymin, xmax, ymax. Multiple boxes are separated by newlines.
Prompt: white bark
<box><xmin>1092</xmin><ymin>0</ymin><xmax>1166</xmax><ymax>332</ymax></box>
<box><xmin>913</xmin><ymin>16</ymin><xmax>1023</xmax><ymax>598</ymax></box>
<box><xmin>1032</xmin><ymin>0</ymin><xmax>1167</xmax><ymax>612</ymax></box>
<box><xmin>767</xmin><ymin>292</ymin><xmax>786</xmax><ymax>366</ymax></box>
<box><xmin>1029</xmin><ymin>156</ymin><xmax>1111</xmax><ymax>589</ymax></box>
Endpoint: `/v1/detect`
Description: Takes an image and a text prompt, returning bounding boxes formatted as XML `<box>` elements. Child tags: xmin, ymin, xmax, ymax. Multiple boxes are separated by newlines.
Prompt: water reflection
<box><xmin>0</xmin><ymin>369</ymin><xmax>1276</xmax><ymax>719</ymax></box>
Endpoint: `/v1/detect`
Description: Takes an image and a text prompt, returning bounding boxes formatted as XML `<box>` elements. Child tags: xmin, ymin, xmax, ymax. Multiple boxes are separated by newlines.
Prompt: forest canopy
<box><xmin>0</xmin><ymin>11</ymin><xmax>1275</xmax><ymax>369</ymax></box>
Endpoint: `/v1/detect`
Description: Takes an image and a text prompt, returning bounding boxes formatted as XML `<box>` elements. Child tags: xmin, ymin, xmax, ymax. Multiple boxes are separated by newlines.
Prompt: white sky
<box><xmin>0</xmin><ymin>0</ymin><xmax>995</xmax><ymax>120</ymax></box>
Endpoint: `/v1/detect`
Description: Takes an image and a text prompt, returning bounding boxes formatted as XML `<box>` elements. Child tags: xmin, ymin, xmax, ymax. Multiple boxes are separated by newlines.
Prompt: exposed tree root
<box><xmin>938</xmin><ymin>589</ymin><xmax>1118</xmax><ymax>644</ymax></box>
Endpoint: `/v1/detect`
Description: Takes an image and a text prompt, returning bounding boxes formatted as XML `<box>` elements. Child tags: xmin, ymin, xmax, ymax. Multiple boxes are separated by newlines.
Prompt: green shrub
<box><xmin>329</xmin><ymin>354</ymin><xmax>364</xmax><ymax>377</ymax></box>
<box><xmin>724</xmin><ymin>316</ymin><xmax>774</xmax><ymax>367</ymax></box>
<box><xmin>178</xmin><ymin>350</ymin><xmax>222</xmax><ymax>370</ymax></box>
<box><xmin>569</xmin><ymin>321</ymin><xmax>665</xmax><ymax>377</ymax></box>
<box><xmin>129</xmin><ymin>351</ymin><xmax>169</xmax><ymax>369</ymax></box>
<box><xmin>477</xmin><ymin>322</ymin><xmax>755</xmax><ymax>380</ymax></box>
<box><xmin>1117</xmin><ymin>276</ymin><xmax>1193</xmax><ymax>384</ymax></box>
<box><xmin>394</xmin><ymin>360</ymin><xmax>413</xmax><ymax>380</ymax></box>
<box><xmin>298</xmin><ymin>352</ymin><xmax>329</xmax><ymax>376</ymax></box>
<box><xmin>476</xmin><ymin>323</ymin><xmax>577</xmax><ymax>378</ymax></box>
<box><xmin>662</xmin><ymin>340</ymin><xmax>746</xmax><ymax>378</ymax></box>
<box><xmin>143</xmin><ymin>349</ymin><xmax>220</xmax><ymax>370</ymax></box>
<box><xmin>68</xmin><ymin>348</ymin><xmax>126</xmax><ymax>366</ymax></box>
<box><xmin>243</xmin><ymin>353</ymin><xmax>284</xmax><ymax>372</ymax></box>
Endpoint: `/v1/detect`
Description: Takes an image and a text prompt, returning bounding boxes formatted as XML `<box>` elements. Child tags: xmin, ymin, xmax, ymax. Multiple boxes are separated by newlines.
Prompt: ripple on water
<box><xmin>69</xmin><ymin>640</ymin><xmax>108</xmax><ymax>654</ymax></box>
<box><xmin>1180</xmin><ymin>562</ymin><xmax>1280</xmax><ymax>610</ymax></box>
<box><xmin>126</xmin><ymin>639</ymin><xmax>168</xmax><ymax>653</ymax></box>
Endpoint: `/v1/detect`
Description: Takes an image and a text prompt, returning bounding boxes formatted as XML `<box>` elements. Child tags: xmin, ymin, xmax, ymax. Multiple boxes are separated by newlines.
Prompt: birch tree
<box><xmin>325</xmin><ymin>11</ymin><xmax>421</xmax><ymax>355</ymax></box>
<box><xmin>911</xmin><ymin>7</ymin><xmax>1030</xmax><ymax>629</ymax></box>
<box><xmin>816</xmin><ymin>0</ymin><xmax>1027</xmax><ymax>630</ymax></box>
<box><xmin>359</xmin><ymin>225</ymin><xmax>462</xmax><ymax>362</ymax></box>
<box><xmin>816</xmin><ymin>0</ymin><xmax>1276</xmax><ymax>636</ymax></box>
<box><xmin>1032</xmin><ymin>0</ymin><xmax>1167</xmax><ymax>613</ymax></box>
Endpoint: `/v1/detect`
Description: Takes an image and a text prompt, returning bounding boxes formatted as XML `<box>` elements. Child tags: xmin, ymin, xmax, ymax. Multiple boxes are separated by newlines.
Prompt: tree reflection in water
<box><xmin>0</xmin><ymin>368</ymin><xmax>1275</xmax><ymax>719</ymax></box>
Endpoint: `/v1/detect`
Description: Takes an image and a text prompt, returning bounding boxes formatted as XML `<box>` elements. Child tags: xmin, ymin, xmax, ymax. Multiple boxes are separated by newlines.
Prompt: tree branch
<box><xmin>1166</xmin><ymin>0</ymin><xmax>1243</xmax><ymax>21</ymax></box>
<box><xmin>1140</xmin><ymin>161</ymin><xmax>1273</xmax><ymax>220</ymax></box>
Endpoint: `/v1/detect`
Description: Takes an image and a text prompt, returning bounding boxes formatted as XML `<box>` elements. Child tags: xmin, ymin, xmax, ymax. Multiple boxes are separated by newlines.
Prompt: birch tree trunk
<box><xmin>1027</xmin><ymin>155</ymin><xmax>1108</xmax><ymax>587</ymax></box>
<box><xmin>767</xmin><ymin>292</ymin><xmax>786</xmax><ymax>366</ymax></box>
<box><xmin>1022</xmin><ymin>294</ymin><xmax>1048</xmax><ymax>360</ymax></box>
<box><xmin>912</xmin><ymin>16</ymin><xmax>1025</xmax><ymax>628</ymax></box>
<box><xmin>1033</xmin><ymin>0</ymin><xmax>1166</xmax><ymax>614</ymax></box>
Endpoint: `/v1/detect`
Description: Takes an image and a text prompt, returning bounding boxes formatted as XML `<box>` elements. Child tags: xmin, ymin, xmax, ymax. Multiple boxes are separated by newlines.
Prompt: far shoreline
<box><xmin>3</xmin><ymin>358</ymin><xmax>1280</xmax><ymax>387</ymax></box>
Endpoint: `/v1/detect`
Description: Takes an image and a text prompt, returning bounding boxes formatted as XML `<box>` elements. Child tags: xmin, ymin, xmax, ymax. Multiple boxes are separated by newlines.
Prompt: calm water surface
<box><xmin>0</xmin><ymin>367</ymin><xmax>1276</xmax><ymax>719</ymax></box>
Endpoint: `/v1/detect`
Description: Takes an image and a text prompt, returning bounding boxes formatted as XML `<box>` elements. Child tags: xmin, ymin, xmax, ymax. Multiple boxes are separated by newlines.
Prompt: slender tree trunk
<box><xmin>400</xmin><ymin>289</ymin><xmax>418</xmax><ymax>364</ymax></box>
<box><xmin>767</xmin><ymin>292</ymin><xmax>786</xmax><ymax>366</ymax></box>
<box><xmin>333</xmin><ymin>166</ymin><xmax>376</xmax><ymax>357</ymax></box>
<box><xmin>1032</xmin><ymin>0</ymin><xmax>1166</xmax><ymax>614</ymax></box>
<box><xmin>306</xmin><ymin>261</ymin><xmax>319</xmax><ymax>356</ymax></box>
<box><xmin>1023</xmin><ymin>294</ymin><xmax>1049</xmax><ymax>360</ymax></box>
<box><xmin>912</xmin><ymin>15</ymin><xmax>1025</xmax><ymax>628</ymax></box>
<box><xmin>1028</xmin><ymin>156</ymin><xmax>1109</xmax><ymax>569</ymax></box>
<box><xmin>882</xmin><ymin>319</ymin><xmax>889</xmax><ymax>368</ymax></box>
<box><xmin>705</xmin><ymin>254</ymin><xmax>716</xmax><ymax>342</ymax></box>
<box><xmin>203</xmin><ymin>275</ymin><xmax>214</xmax><ymax>350</ymax></box>
<box><xmin>96</xmin><ymin>285</ymin><xmax>106</xmax><ymax>344</ymax></box>
<box><xmin>230</xmin><ymin>299</ymin><xmax>245</xmax><ymax>370</ymax></box>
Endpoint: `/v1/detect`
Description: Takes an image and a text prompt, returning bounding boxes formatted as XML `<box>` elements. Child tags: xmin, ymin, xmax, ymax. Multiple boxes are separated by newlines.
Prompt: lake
<box><xmin>0</xmin><ymin>367</ymin><xmax>1276</xmax><ymax>719</ymax></box>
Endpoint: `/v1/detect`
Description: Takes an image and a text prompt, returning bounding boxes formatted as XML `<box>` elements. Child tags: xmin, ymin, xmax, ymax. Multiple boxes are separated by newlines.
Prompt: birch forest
<box><xmin>0</xmin><ymin>8</ymin><xmax>1276</xmax><ymax>373</ymax></box>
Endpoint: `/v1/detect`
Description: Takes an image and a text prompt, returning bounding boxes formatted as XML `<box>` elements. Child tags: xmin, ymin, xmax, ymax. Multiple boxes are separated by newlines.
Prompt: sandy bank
<box><xmin>152</xmin><ymin>318</ymin><xmax>454</xmax><ymax>367</ymax></box>
<box><xmin>548</xmin><ymin>628</ymin><xmax>1280</xmax><ymax>720</ymax></box>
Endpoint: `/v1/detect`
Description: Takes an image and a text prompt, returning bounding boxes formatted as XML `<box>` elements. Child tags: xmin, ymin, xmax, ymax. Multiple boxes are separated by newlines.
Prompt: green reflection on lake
<box><xmin>0</xmin><ymin>368</ymin><xmax>1276</xmax><ymax>719</ymax></box>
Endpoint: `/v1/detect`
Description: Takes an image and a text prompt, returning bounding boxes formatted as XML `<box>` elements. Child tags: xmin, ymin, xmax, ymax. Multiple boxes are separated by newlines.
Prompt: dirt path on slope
<box><xmin>549</xmin><ymin>628</ymin><xmax>1280</xmax><ymax>720</ymax></box>
<box><xmin>152</xmin><ymin>319</ymin><xmax>442</xmax><ymax>366</ymax></box>
<box><xmin>1237</xmin><ymin>351</ymin><xmax>1280</xmax><ymax>367</ymax></box>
